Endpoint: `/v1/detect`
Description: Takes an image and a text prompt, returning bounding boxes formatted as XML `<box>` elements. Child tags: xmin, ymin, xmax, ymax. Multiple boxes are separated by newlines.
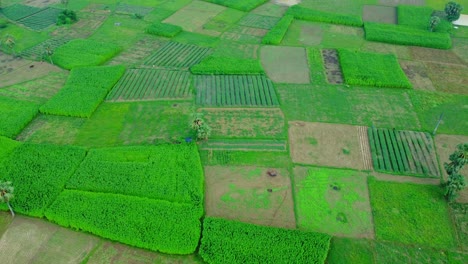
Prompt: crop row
<box><xmin>190</xmin><ymin>56</ymin><xmax>264</xmax><ymax>75</ymax></box>
<box><xmin>195</xmin><ymin>75</ymin><xmax>279</xmax><ymax>106</ymax></box>
<box><xmin>107</xmin><ymin>69</ymin><xmax>191</xmax><ymax>101</ymax></box>
<box><xmin>144</xmin><ymin>41</ymin><xmax>212</xmax><ymax>68</ymax></box>
<box><xmin>368</xmin><ymin>127</ymin><xmax>439</xmax><ymax>177</ymax></box>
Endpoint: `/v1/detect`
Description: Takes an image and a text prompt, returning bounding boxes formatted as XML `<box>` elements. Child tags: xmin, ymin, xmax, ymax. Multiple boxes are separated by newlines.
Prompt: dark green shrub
<box><xmin>445</xmin><ymin>1</ymin><xmax>463</xmax><ymax>22</ymax></box>
<box><xmin>56</xmin><ymin>9</ymin><xmax>77</xmax><ymax>25</ymax></box>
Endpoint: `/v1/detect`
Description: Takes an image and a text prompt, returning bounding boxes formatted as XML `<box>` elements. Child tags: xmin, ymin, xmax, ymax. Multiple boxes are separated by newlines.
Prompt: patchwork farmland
<box><xmin>0</xmin><ymin>0</ymin><xmax>467</xmax><ymax>263</ymax></box>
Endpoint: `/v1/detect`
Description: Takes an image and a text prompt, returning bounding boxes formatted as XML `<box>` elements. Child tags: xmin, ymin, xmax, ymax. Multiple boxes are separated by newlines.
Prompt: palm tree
<box><xmin>0</xmin><ymin>180</ymin><xmax>15</xmax><ymax>217</ymax></box>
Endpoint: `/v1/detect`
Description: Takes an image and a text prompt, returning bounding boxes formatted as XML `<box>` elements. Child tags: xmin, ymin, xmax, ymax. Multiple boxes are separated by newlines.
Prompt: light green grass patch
<box><xmin>260</xmin><ymin>45</ymin><xmax>310</xmax><ymax>83</ymax></box>
<box><xmin>368</xmin><ymin>177</ymin><xmax>456</xmax><ymax>249</ymax></box>
<box><xmin>211</xmin><ymin>40</ymin><xmax>258</xmax><ymax>59</ymax></box>
<box><xmin>281</xmin><ymin>20</ymin><xmax>326</xmax><ymax>46</ymax></box>
<box><xmin>327</xmin><ymin>237</ymin><xmax>374</xmax><ymax>264</ymax></box>
<box><xmin>293</xmin><ymin>167</ymin><xmax>374</xmax><ymax>237</ymax></box>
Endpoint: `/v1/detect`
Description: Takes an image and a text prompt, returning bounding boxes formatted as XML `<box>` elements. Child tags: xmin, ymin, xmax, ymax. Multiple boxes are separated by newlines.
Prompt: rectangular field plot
<box><xmin>368</xmin><ymin>127</ymin><xmax>439</xmax><ymax>177</ymax></box>
<box><xmin>115</xmin><ymin>3</ymin><xmax>154</xmax><ymax>15</ymax></box>
<box><xmin>260</xmin><ymin>46</ymin><xmax>310</xmax><ymax>84</ymax></box>
<box><xmin>195</xmin><ymin>75</ymin><xmax>279</xmax><ymax>106</ymax></box>
<box><xmin>163</xmin><ymin>0</ymin><xmax>225</xmax><ymax>32</ymax></box>
<box><xmin>21</xmin><ymin>37</ymin><xmax>72</xmax><ymax>60</ymax></box>
<box><xmin>106</xmin><ymin>69</ymin><xmax>192</xmax><ymax>101</ymax></box>
<box><xmin>199</xmin><ymin>139</ymin><xmax>287</xmax><ymax>151</ymax></box>
<box><xmin>143</xmin><ymin>41</ymin><xmax>212</xmax><ymax>68</ymax></box>
<box><xmin>17</xmin><ymin>7</ymin><xmax>63</xmax><ymax>31</ymax></box>
<box><xmin>0</xmin><ymin>4</ymin><xmax>41</xmax><ymax>21</ymax></box>
<box><xmin>238</xmin><ymin>14</ymin><xmax>280</xmax><ymax>29</ymax></box>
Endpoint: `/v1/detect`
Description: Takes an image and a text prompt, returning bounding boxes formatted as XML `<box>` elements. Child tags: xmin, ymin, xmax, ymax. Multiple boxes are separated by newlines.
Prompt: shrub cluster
<box><xmin>56</xmin><ymin>9</ymin><xmax>77</xmax><ymax>25</ymax></box>
<box><xmin>200</xmin><ymin>217</ymin><xmax>331</xmax><ymax>264</ymax></box>
<box><xmin>45</xmin><ymin>190</ymin><xmax>203</xmax><ymax>254</ymax></box>
<box><xmin>262</xmin><ymin>15</ymin><xmax>294</xmax><ymax>45</ymax></box>
<box><xmin>52</xmin><ymin>39</ymin><xmax>121</xmax><ymax>69</ymax></box>
<box><xmin>201</xmin><ymin>0</ymin><xmax>268</xmax><ymax>11</ymax></box>
<box><xmin>66</xmin><ymin>144</ymin><xmax>204</xmax><ymax>205</ymax></box>
<box><xmin>364</xmin><ymin>22</ymin><xmax>451</xmax><ymax>49</ymax></box>
<box><xmin>190</xmin><ymin>56</ymin><xmax>264</xmax><ymax>75</ymax></box>
<box><xmin>145</xmin><ymin>22</ymin><xmax>182</xmax><ymax>37</ymax></box>
<box><xmin>286</xmin><ymin>5</ymin><xmax>363</xmax><ymax>26</ymax></box>
<box><xmin>0</xmin><ymin>144</ymin><xmax>86</xmax><ymax>217</ymax></box>
<box><xmin>0</xmin><ymin>96</ymin><xmax>39</xmax><ymax>138</ymax></box>
<box><xmin>339</xmin><ymin>50</ymin><xmax>412</xmax><ymax>88</ymax></box>
<box><xmin>40</xmin><ymin>65</ymin><xmax>125</xmax><ymax>118</ymax></box>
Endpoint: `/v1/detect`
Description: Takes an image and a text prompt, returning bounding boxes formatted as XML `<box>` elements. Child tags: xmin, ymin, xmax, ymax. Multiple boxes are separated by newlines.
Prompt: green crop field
<box><xmin>0</xmin><ymin>0</ymin><xmax>467</xmax><ymax>263</ymax></box>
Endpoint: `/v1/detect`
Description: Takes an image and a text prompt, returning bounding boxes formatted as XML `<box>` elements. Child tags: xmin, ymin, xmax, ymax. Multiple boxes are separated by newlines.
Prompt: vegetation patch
<box><xmin>194</xmin><ymin>75</ymin><xmax>279</xmax><ymax>106</ymax></box>
<box><xmin>0</xmin><ymin>143</ymin><xmax>86</xmax><ymax>217</ymax></box>
<box><xmin>201</xmin><ymin>0</ymin><xmax>268</xmax><ymax>12</ymax></box>
<box><xmin>339</xmin><ymin>50</ymin><xmax>412</xmax><ymax>88</ymax></box>
<box><xmin>0</xmin><ymin>136</ymin><xmax>21</xmax><ymax>163</ymax></box>
<box><xmin>107</xmin><ymin>69</ymin><xmax>191</xmax><ymax>101</ymax></box>
<box><xmin>327</xmin><ymin>237</ymin><xmax>374</xmax><ymax>264</ymax></box>
<box><xmin>397</xmin><ymin>5</ymin><xmax>433</xmax><ymax>29</ymax></box>
<box><xmin>0</xmin><ymin>96</ymin><xmax>39</xmax><ymax>138</ymax></box>
<box><xmin>200</xmin><ymin>217</ymin><xmax>331</xmax><ymax>263</ymax></box>
<box><xmin>145</xmin><ymin>22</ymin><xmax>182</xmax><ymax>37</ymax></box>
<box><xmin>52</xmin><ymin>39</ymin><xmax>121</xmax><ymax>69</ymax></box>
<box><xmin>40</xmin><ymin>65</ymin><xmax>125</xmax><ymax>118</ymax></box>
<box><xmin>199</xmin><ymin>150</ymin><xmax>291</xmax><ymax>167</ymax></box>
<box><xmin>293</xmin><ymin>167</ymin><xmax>374</xmax><ymax>237</ymax></box>
<box><xmin>0</xmin><ymin>4</ymin><xmax>41</xmax><ymax>21</ymax></box>
<box><xmin>115</xmin><ymin>3</ymin><xmax>154</xmax><ymax>16</ymax></box>
<box><xmin>144</xmin><ymin>41</ymin><xmax>212</xmax><ymax>68</ymax></box>
<box><xmin>238</xmin><ymin>14</ymin><xmax>281</xmax><ymax>30</ymax></box>
<box><xmin>368</xmin><ymin>178</ymin><xmax>456</xmax><ymax>249</ymax></box>
<box><xmin>368</xmin><ymin>127</ymin><xmax>439</xmax><ymax>177</ymax></box>
<box><xmin>286</xmin><ymin>5</ymin><xmax>363</xmax><ymax>26</ymax></box>
<box><xmin>17</xmin><ymin>7</ymin><xmax>63</xmax><ymax>31</ymax></box>
<box><xmin>203</xmin><ymin>8</ymin><xmax>246</xmax><ymax>32</ymax></box>
<box><xmin>262</xmin><ymin>15</ymin><xmax>294</xmax><ymax>44</ymax></box>
<box><xmin>190</xmin><ymin>56</ymin><xmax>264</xmax><ymax>74</ymax></box>
<box><xmin>20</xmin><ymin>36</ymin><xmax>72</xmax><ymax>61</ymax></box>
<box><xmin>260</xmin><ymin>46</ymin><xmax>310</xmax><ymax>84</ymax></box>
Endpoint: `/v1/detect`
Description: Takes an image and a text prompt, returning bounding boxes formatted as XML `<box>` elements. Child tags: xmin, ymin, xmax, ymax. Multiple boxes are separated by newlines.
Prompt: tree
<box><xmin>190</xmin><ymin>113</ymin><xmax>211</xmax><ymax>141</ymax></box>
<box><xmin>445</xmin><ymin>1</ymin><xmax>463</xmax><ymax>22</ymax></box>
<box><xmin>2</xmin><ymin>34</ymin><xmax>16</xmax><ymax>56</ymax></box>
<box><xmin>43</xmin><ymin>45</ymin><xmax>54</xmax><ymax>65</ymax></box>
<box><xmin>429</xmin><ymin>16</ymin><xmax>441</xmax><ymax>32</ymax></box>
<box><xmin>0</xmin><ymin>180</ymin><xmax>15</xmax><ymax>217</ymax></box>
<box><xmin>445</xmin><ymin>143</ymin><xmax>468</xmax><ymax>202</ymax></box>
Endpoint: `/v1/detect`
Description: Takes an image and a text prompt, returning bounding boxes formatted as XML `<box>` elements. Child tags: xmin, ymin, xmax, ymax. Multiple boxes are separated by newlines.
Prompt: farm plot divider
<box><xmin>368</xmin><ymin>127</ymin><xmax>439</xmax><ymax>177</ymax></box>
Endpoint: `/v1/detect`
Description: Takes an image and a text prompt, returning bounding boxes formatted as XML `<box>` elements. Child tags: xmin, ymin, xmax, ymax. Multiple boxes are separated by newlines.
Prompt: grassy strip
<box><xmin>201</xmin><ymin>0</ymin><xmax>268</xmax><ymax>11</ymax></box>
<box><xmin>40</xmin><ymin>65</ymin><xmax>125</xmax><ymax>118</ymax></box>
<box><xmin>199</xmin><ymin>150</ymin><xmax>291</xmax><ymax>167</ymax></box>
<box><xmin>0</xmin><ymin>144</ymin><xmax>86</xmax><ymax>217</ymax></box>
<box><xmin>45</xmin><ymin>190</ymin><xmax>202</xmax><ymax>254</ymax></box>
<box><xmin>66</xmin><ymin>144</ymin><xmax>204</xmax><ymax>205</ymax></box>
<box><xmin>262</xmin><ymin>15</ymin><xmax>294</xmax><ymax>45</ymax></box>
<box><xmin>306</xmin><ymin>48</ymin><xmax>327</xmax><ymax>85</ymax></box>
<box><xmin>286</xmin><ymin>5</ymin><xmax>362</xmax><ymax>26</ymax></box>
<box><xmin>339</xmin><ymin>50</ymin><xmax>412</xmax><ymax>88</ymax></box>
<box><xmin>200</xmin><ymin>217</ymin><xmax>331</xmax><ymax>263</ymax></box>
<box><xmin>145</xmin><ymin>22</ymin><xmax>182</xmax><ymax>37</ymax></box>
<box><xmin>190</xmin><ymin>56</ymin><xmax>264</xmax><ymax>74</ymax></box>
<box><xmin>52</xmin><ymin>39</ymin><xmax>121</xmax><ymax>70</ymax></box>
<box><xmin>364</xmin><ymin>22</ymin><xmax>451</xmax><ymax>49</ymax></box>
<box><xmin>0</xmin><ymin>96</ymin><xmax>39</xmax><ymax>138</ymax></box>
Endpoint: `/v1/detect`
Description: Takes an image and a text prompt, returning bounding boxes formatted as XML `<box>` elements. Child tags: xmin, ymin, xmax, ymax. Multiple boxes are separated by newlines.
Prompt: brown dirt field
<box><xmin>399</xmin><ymin>60</ymin><xmax>435</xmax><ymax>91</ymax></box>
<box><xmin>204</xmin><ymin>166</ymin><xmax>296</xmax><ymax>229</ymax></box>
<box><xmin>435</xmin><ymin>134</ymin><xmax>468</xmax><ymax>203</ymax></box>
<box><xmin>423</xmin><ymin>62</ymin><xmax>468</xmax><ymax>94</ymax></box>
<box><xmin>410</xmin><ymin>47</ymin><xmax>467</xmax><ymax>66</ymax></box>
<box><xmin>289</xmin><ymin>121</ymin><xmax>369</xmax><ymax>170</ymax></box>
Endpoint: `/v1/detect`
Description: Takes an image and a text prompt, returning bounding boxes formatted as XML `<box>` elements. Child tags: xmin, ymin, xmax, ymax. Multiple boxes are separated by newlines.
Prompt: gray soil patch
<box><xmin>399</xmin><ymin>60</ymin><xmax>435</xmax><ymax>91</ymax></box>
<box><xmin>273</xmin><ymin>0</ymin><xmax>302</xmax><ymax>6</ymax></box>
<box><xmin>321</xmin><ymin>49</ymin><xmax>344</xmax><ymax>84</ymax></box>
<box><xmin>363</xmin><ymin>5</ymin><xmax>397</xmax><ymax>24</ymax></box>
<box><xmin>378</xmin><ymin>0</ymin><xmax>426</xmax><ymax>6</ymax></box>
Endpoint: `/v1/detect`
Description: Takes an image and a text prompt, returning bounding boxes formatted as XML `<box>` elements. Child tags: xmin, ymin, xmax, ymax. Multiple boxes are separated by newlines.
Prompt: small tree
<box><xmin>445</xmin><ymin>1</ymin><xmax>463</xmax><ymax>22</ymax></box>
<box><xmin>445</xmin><ymin>143</ymin><xmax>468</xmax><ymax>202</ymax></box>
<box><xmin>190</xmin><ymin>113</ymin><xmax>211</xmax><ymax>141</ymax></box>
<box><xmin>43</xmin><ymin>45</ymin><xmax>54</xmax><ymax>65</ymax></box>
<box><xmin>429</xmin><ymin>16</ymin><xmax>441</xmax><ymax>32</ymax></box>
<box><xmin>2</xmin><ymin>34</ymin><xmax>16</xmax><ymax>56</ymax></box>
<box><xmin>0</xmin><ymin>180</ymin><xmax>15</xmax><ymax>217</ymax></box>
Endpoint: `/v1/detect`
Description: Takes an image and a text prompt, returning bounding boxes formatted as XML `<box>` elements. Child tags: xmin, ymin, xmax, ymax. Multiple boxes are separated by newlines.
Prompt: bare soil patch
<box><xmin>360</xmin><ymin>41</ymin><xmax>412</xmax><ymax>60</ymax></box>
<box><xmin>399</xmin><ymin>60</ymin><xmax>435</xmax><ymax>91</ymax></box>
<box><xmin>410</xmin><ymin>47</ymin><xmax>466</xmax><ymax>66</ymax></box>
<box><xmin>424</xmin><ymin>62</ymin><xmax>468</xmax><ymax>94</ymax></box>
<box><xmin>289</xmin><ymin>121</ymin><xmax>369</xmax><ymax>170</ymax></box>
<box><xmin>363</xmin><ymin>5</ymin><xmax>397</xmax><ymax>24</ymax></box>
<box><xmin>204</xmin><ymin>166</ymin><xmax>296</xmax><ymax>229</ymax></box>
<box><xmin>321</xmin><ymin>49</ymin><xmax>344</xmax><ymax>84</ymax></box>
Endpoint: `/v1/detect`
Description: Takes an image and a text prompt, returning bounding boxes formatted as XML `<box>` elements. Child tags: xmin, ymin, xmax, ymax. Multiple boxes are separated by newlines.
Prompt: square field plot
<box><xmin>289</xmin><ymin>122</ymin><xmax>372</xmax><ymax>170</ymax></box>
<box><xmin>163</xmin><ymin>0</ymin><xmax>225</xmax><ymax>32</ymax></box>
<box><xmin>106</xmin><ymin>69</ymin><xmax>192</xmax><ymax>101</ymax></box>
<box><xmin>368</xmin><ymin>128</ymin><xmax>440</xmax><ymax>178</ymax></box>
<box><xmin>144</xmin><ymin>42</ymin><xmax>212</xmax><ymax>68</ymax></box>
<box><xmin>368</xmin><ymin>178</ymin><xmax>456</xmax><ymax>248</ymax></box>
<box><xmin>260</xmin><ymin>46</ymin><xmax>310</xmax><ymax>84</ymax></box>
<box><xmin>204</xmin><ymin>166</ymin><xmax>296</xmax><ymax>228</ymax></box>
<box><xmin>293</xmin><ymin>167</ymin><xmax>374</xmax><ymax>238</ymax></box>
<box><xmin>362</xmin><ymin>5</ymin><xmax>396</xmax><ymax>24</ymax></box>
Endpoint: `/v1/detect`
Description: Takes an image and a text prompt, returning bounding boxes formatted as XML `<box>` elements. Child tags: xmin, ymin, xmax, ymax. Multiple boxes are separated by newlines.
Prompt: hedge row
<box><xmin>286</xmin><ymin>5</ymin><xmax>362</xmax><ymax>26</ymax></box>
<box><xmin>200</xmin><ymin>217</ymin><xmax>331</xmax><ymax>264</ymax></box>
<box><xmin>262</xmin><ymin>15</ymin><xmax>294</xmax><ymax>45</ymax></box>
<box><xmin>66</xmin><ymin>144</ymin><xmax>204</xmax><ymax>205</ymax></box>
<box><xmin>338</xmin><ymin>50</ymin><xmax>412</xmax><ymax>88</ymax></box>
<box><xmin>45</xmin><ymin>190</ymin><xmax>203</xmax><ymax>254</ymax></box>
<box><xmin>0</xmin><ymin>144</ymin><xmax>86</xmax><ymax>217</ymax></box>
<box><xmin>145</xmin><ymin>22</ymin><xmax>182</xmax><ymax>37</ymax></box>
<box><xmin>0</xmin><ymin>96</ymin><xmax>39</xmax><ymax>138</ymax></box>
<box><xmin>190</xmin><ymin>56</ymin><xmax>264</xmax><ymax>75</ymax></box>
<box><xmin>201</xmin><ymin>0</ymin><xmax>268</xmax><ymax>11</ymax></box>
<box><xmin>364</xmin><ymin>22</ymin><xmax>451</xmax><ymax>49</ymax></box>
<box><xmin>40</xmin><ymin>65</ymin><xmax>125</xmax><ymax>118</ymax></box>
<box><xmin>52</xmin><ymin>39</ymin><xmax>121</xmax><ymax>69</ymax></box>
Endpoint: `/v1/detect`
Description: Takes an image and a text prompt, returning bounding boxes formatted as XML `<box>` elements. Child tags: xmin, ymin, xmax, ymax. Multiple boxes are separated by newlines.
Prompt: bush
<box><xmin>190</xmin><ymin>56</ymin><xmax>264</xmax><ymax>74</ymax></box>
<box><xmin>52</xmin><ymin>39</ymin><xmax>121</xmax><ymax>69</ymax></box>
<box><xmin>445</xmin><ymin>1</ymin><xmax>463</xmax><ymax>22</ymax></box>
<box><xmin>56</xmin><ymin>9</ymin><xmax>77</xmax><ymax>25</ymax></box>
<box><xmin>40</xmin><ymin>65</ymin><xmax>125</xmax><ymax>118</ymax></box>
<box><xmin>338</xmin><ymin>50</ymin><xmax>412</xmax><ymax>88</ymax></box>
<box><xmin>364</xmin><ymin>22</ymin><xmax>451</xmax><ymax>49</ymax></box>
<box><xmin>66</xmin><ymin>144</ymin><xmax>204</xmax><ymax>205</ymax></box>
<box><xmin>0</xmin><ymin>144</ymin><xmax>86</xmax><ymax>217</ymax></box>
<box><xmin>0</xmin><ymin>18</ymin><xmax>9</xmax><ymax>29</ymax></box>
<box><xmin>262</xmin><ymin>15</ymin><xmax>294</xmax><ymax>45</ymax></box>
<box><xmin>286</xmin><ymin>5</ymin><xmax>362</xmax><ymax>26</ymax></box>
<box><xmin>45</xmin><ymin>190</ymin><xmax>203</xmax><ymax>254</ymax></box>
<box><xmin>200</xmin><ymin>217</ymin><xmax>331</xmax><ymax>264</ymax></box>
<box><xmin>0</xmin><ymin>96</ymin><xmax>39</xmax><ymax>138</ymax></box>
<box><xmin>201</xmin><ymin>0</ymin><xmax>268</xmax><ymax>11</ymax></box>
<box><xmin>145</xmin><ymin>22</ymin><xmax>182</xmax><ymax>37</ymax></box>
